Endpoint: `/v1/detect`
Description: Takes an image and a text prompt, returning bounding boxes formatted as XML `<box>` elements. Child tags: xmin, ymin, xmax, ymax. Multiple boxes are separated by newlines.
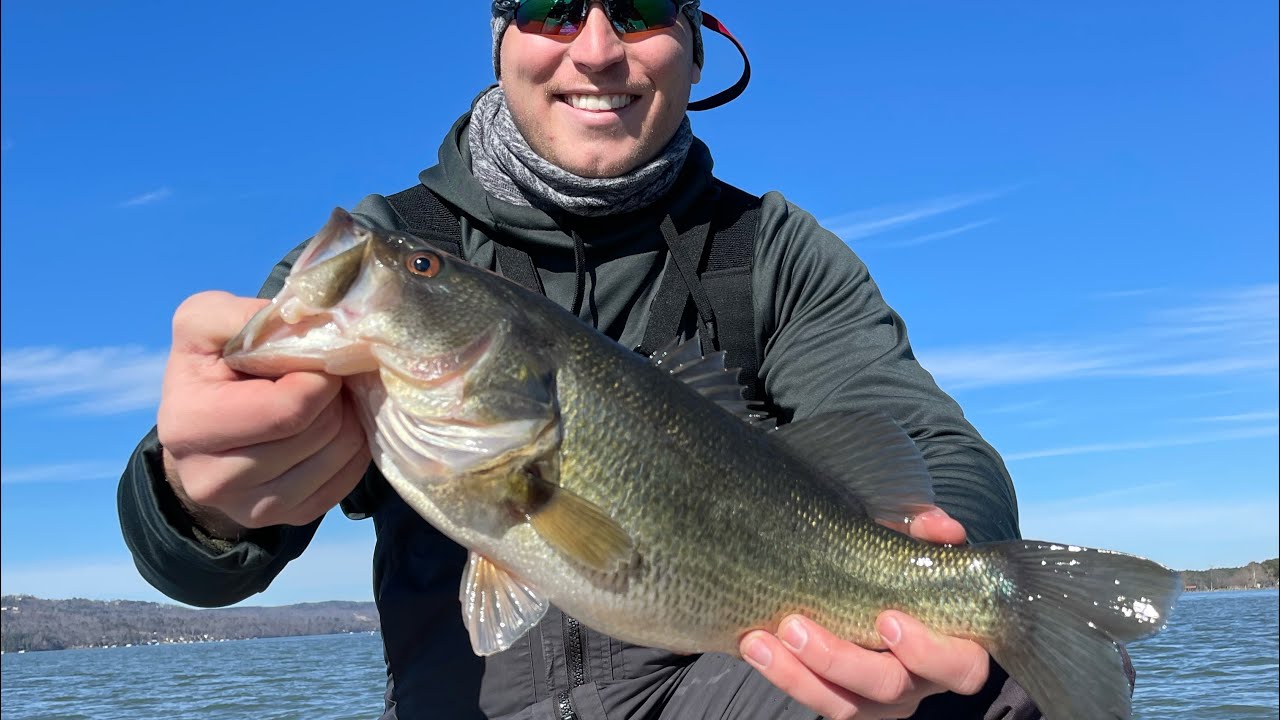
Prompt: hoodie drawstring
<box><xmin>570</xmin><ymin>229</ymin><xmax>587</xmax><ymax>320</ymax></box>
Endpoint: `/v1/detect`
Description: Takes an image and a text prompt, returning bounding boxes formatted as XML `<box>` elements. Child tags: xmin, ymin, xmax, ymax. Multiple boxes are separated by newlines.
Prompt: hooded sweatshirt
<box><xmin>118</xmin><ymin>110</ymin><xmax>1026</xmax><ymax>720</ymax></box>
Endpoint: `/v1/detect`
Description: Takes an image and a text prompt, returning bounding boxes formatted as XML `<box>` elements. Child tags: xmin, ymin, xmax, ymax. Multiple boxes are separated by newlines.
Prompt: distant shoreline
<box><xmin>1182</xmin><ymin>586</ymin><xmax>1277</xmax><ymax>593</ymax></box>
<box><xmin>1177</xmin><ymin>559</ymin><xmax>1278</xmax><ymax>593</ymax></box>
<box><xmin>4</xmin><ymin>561</ymin><xmax>1277</xmax><ymax>653</ymax></box>
<box><xmin>1</xmin><ymin>596</ymin><xmax>380</xmax><ymax>654</ymax></box>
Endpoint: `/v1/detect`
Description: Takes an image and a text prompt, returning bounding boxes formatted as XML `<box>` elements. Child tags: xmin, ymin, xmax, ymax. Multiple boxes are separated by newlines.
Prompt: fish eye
<box><xmin>407</xmin><ymin>252</ymin><xmax>443</xmax><ymax>278</ymax></box>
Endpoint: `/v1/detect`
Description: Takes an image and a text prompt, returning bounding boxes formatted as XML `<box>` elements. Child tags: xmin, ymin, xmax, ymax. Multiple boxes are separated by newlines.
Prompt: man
<box><xmin>118</xmin><ymin>2</ymin><xmax>1035</xmax><ymax>718</ymax></box>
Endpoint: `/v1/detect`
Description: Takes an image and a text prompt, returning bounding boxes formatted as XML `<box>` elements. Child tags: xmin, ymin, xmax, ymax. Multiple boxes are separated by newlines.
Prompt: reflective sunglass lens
<box><xmin>608</xmin><ymin>0</ymin><xmax>680</xmax><ymax>34</ymax></box>
<box><xmin>515</xmin><ymin>0</ymin><xmax>585</xmax><ymax>35</ymax></box>
<box><xmin>513</xmin><ymin>0</ymin><xmax>681</xmax><ymax>36</ymax></box>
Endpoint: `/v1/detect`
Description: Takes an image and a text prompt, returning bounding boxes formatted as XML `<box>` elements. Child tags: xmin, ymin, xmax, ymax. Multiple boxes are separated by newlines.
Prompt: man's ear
<box><xmin>692</xmin><ymin>63</ymin><xmax>701</xmax><ymax>85</ymax></box>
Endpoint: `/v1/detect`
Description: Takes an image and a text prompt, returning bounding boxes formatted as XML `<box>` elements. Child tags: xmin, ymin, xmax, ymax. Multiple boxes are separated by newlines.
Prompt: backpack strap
<box><xmin>385</xmin><ymin>185</ymin><xmax>464</xmax><ymax>258</ymax></box>
<box><xmin>493</xmin><ymin>243</ymin><xmax>546</xmax><ymax>295</ymax></box>
<box><xmin>701</xmin><ymin>181</ymin><xmax>763</xmax><ymax>400</ymax></box>
<box><xmin>637</xmin><ymin>181</ymin><xmax>763</xmax><ymax>400</ymax></box>
<box><xmin>386</xmin><ymin>184</ymin><xmax>544</xmax><ymax>294</ymax></box>
<box><xmin>638</xmin><ymin>206</ymin><xmax>716</xmax><ymax>357</ymax></box>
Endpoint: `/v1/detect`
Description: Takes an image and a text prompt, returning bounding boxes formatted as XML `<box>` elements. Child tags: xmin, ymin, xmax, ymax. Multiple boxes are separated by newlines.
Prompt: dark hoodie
<box><xmin>118</xmin><ymin>111</ymin><xmax>1027</xmax><ymax>719</ymax></box>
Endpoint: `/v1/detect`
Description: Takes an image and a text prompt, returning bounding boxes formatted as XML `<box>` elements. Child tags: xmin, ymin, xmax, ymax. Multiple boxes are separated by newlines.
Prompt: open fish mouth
<box><xmin>291</xmin><ymin>208</ymin><xmax>370</xmax><ymax>275</ymax></box>
<box><xmin>223</xmin><ymin>209</ymin><xmax>391</xmax><ymax>378</ymax></box>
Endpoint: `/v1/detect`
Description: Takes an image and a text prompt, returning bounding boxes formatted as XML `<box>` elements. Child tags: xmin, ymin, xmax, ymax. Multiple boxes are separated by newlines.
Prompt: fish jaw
<box><xmin>222</xmin><ymin>316</ymin><xmax>380</xmax><ymax>378</ymax></box>
<box><xmin>223</xmin><ymin>209</ymin><xmax>400</xmax><ymax>378</ymax></box>
<box><xmin>224</xmin><ymin>208</ymin><xmax>561</xmax><ymax>488</ymax></box>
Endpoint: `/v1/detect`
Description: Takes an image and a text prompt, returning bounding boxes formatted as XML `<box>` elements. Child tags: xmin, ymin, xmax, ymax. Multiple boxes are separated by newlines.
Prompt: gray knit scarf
<box><xmin>468</xmin><ymin>87</ymin><xmax>693</xmax><ymax>217</ymax></box>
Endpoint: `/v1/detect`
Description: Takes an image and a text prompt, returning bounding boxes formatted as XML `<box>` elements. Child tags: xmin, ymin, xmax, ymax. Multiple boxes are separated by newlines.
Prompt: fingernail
<box><xmin>780</xmin><ymin>619</ymin><xmax>807</xmax><ymax>652</ymax></box>
<box><xmin>743</xmin><ymin>636</ymin><xmax>772</xmax><ymax>668</ymax></box>
<box><xmin>878</xmin><ymin>616</ymin><xmax>902</xmax><ymax>647</ymax></box>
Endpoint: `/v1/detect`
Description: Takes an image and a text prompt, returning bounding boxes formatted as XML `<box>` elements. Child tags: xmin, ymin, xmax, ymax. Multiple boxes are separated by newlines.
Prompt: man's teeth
<box><xmin>564</xmin><ymin>94</ymin><xmax>634</xmax><ymax>111</ymax></box>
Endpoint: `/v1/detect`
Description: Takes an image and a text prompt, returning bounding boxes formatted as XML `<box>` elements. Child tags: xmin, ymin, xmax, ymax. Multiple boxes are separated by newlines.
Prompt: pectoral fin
<box><xmin>459</xmin><ymin>552</ymin><xmax>548</xmax><ymax>656</ymax></box>
<box><xmin>518</xmin><ymin>465</ymin><xmax>635</xmax><ymax>574</ymax></box>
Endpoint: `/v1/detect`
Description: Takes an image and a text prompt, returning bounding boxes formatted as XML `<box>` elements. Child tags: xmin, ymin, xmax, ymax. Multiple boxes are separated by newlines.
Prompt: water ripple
<box><xmin>1131</xmin><ymin>589</ymin><xmax>1279</xmax><ymax>718</ymax></box>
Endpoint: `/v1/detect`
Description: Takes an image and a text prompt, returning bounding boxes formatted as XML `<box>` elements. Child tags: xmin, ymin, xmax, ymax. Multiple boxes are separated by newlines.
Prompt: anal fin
<box><xmin>460</xmin><ymin>552</ymin><xmax>549</xmax><ymax>656</ymax></box>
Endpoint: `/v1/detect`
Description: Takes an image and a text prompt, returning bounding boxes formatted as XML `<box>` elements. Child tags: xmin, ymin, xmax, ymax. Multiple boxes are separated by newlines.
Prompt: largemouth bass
<box><xmin>224</xmin><ymin>209</ymin><xmax>1181</xmax><ymax>719</ymax></box>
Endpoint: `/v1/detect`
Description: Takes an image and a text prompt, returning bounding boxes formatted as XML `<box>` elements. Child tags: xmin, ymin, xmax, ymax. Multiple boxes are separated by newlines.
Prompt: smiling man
<box><xmin>494</xmin><ymin>0</ymin><xmax>696</xmax><ymax>179</ymax></box>
<box><xmin>118</xmin><ymin>3</ymin><xmax>1038</xmax><ymax>719</ymax></box>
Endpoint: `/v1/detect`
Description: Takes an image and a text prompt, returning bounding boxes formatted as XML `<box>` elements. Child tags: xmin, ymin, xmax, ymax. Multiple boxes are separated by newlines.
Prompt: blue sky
<box><xmin>2</xmin><ymin>3</ymin><xmax>1276</xmax><ymax>606</ymax></box>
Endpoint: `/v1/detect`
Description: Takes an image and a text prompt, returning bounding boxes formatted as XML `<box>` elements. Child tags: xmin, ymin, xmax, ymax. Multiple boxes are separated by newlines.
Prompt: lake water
<box><xmin>3</xmin><ymin>589</ymin><xmax>1276</xmax><ymax>719</ymax></box>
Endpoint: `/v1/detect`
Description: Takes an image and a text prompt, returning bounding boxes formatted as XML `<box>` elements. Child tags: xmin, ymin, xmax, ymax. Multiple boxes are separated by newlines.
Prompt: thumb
<box><xmin>171</xmin><ymin>291</ymin><xmax>272</xmax><ymax>356</ymax></box>
<box><xmin>907</xmin><ymin>508</ymin><xmax>968</xmax><ymax>545</ymax></box>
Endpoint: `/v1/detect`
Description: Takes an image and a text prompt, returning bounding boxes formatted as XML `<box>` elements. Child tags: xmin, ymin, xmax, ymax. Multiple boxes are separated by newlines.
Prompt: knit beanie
<box><xmin>491</xmin><ymin>1</ymin><xmax>704</xmax><ymax>78</ymax></box>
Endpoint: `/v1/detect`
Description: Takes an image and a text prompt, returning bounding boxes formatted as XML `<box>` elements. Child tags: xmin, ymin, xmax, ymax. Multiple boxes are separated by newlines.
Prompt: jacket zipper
<box><xmin>557</xmin><ymin>614</ymin><xmax>590</xmax><ymax>720</ymax></box>
<box><xmin>565</xmin><ymin>615</ymin><xmax>589</xmax><ymax>686</ymax></box>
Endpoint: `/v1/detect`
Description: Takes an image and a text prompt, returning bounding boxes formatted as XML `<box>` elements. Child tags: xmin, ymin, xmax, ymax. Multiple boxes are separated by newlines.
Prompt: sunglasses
<box><xmin>493</xmin><ymin>0</ymin><xmax>751</xmax><ymax>111</ymax></box>
<box><xmin>495</xmin><ymin>0</ymin><xmax>695</xmax><ymax>37</ymax></box>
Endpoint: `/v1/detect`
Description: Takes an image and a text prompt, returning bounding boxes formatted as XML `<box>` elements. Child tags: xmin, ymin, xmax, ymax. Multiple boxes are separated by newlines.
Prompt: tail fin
<box><xmin>988</xmin><ymin>541</ymin><xmax>1182</xmax><ymax>720</ymax></box>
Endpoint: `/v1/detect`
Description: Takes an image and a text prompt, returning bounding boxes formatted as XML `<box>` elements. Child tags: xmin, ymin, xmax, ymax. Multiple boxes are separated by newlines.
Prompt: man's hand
<box><xmin>157</xmin><ymin>291</ymin><xmax>371</xmax><ymax>539</ymax></box>
<box><xmin>739</xmin><ymin>509</ymin><xmax>989</xmax><ymax>720</ymax></box>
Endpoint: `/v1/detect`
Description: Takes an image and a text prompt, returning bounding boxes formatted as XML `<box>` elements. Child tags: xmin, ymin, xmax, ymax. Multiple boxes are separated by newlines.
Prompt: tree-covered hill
<box><xmin>1</xmin><ymin>595</ymin><xmax>379</xmax><ymax>652</ymax></box>
<box><xmin>1179</xmin><ymin>559</ymin><xmax>1279</xmax><ymax>591</ymax></box>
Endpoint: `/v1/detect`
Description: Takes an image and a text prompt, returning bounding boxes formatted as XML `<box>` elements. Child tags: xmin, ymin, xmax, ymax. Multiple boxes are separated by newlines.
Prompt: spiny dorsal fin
<box><xmin>772</xmin><ymin>411</ymin><xmax>936</xmax><ymax>524</ymax></box>
<box><xmin>649</xmin><ymin>337</ymin><xmax>774</xmax><ymax>427</ymax></box>
<box><xmin>459</xmin><ymin>552</ymin><xmax>548</xmax><ymax>656</ymax></box>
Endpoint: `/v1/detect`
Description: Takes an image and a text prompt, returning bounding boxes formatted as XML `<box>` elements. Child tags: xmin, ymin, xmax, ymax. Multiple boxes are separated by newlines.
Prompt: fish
<box><xmin>223</xmin><ymin>208</ymin><xmax>1182</xmax><ymax>719</ymax></box>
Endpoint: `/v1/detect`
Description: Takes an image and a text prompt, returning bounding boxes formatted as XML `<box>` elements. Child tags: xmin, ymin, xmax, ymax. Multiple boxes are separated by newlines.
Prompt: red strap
<box><xmin>688</xmin><ymin>11</ymin><xmax>751</xmax><ymax>111</ymax></box>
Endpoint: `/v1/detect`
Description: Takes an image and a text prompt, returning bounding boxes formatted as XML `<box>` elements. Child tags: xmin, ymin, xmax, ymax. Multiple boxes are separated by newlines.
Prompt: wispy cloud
<box><xmin>1185</xmin><ymin>411</ymin><xmax>1280</xmax><ymax>424</ymax></box>
<box><xmin>1089</xmin><ymin>288</ymin><xmax>1165</xmax><ymax>300</ymax></box>
<box><xmin>821</xmin><ymin>187</ymin><xmax>1014</xmax><ymax>243</ymax></box>
<box><xmin>921</xmin><ymin>283</ymin><xmax>1279</xmax><ymax>390</ymax></box>
<box><xmin>1</xmin><ymin>345</ymin><xmax>167</xmax><ymax>414</ymax></box>
<box><xmin>1</xmin><ymin>461</ymin><xmax>123</xmax><ymax>485</ymax></box>
<box><xmin>922</xmin><ymin>344</ymin><xmax>1122</xmax><ymax>388</ymax></box>
<box><xmin>875</xmin><ymin>219</ymin><xmax>997</xmax><ymax>249</ymax></box>
<box><xmin>1005</xmin><ymin>425</ymin><xmax>1278</xmax><ymax>462</ymax></box>
<box><xmin>1180</xmin><ymin>388</ymin><xmax>1258</xmax><ymax>400</ymax></box>
<box><xmin>1148</xmin><ymin>284</ymin><xmax>1278</xmax><ymax>343</ymax></box>
<box><xmin>1023</xmin><ymin>481</ymin><xmax>1180</xmax><ymax>509</ymax></box>
<box><xmin>119</xmin><ymin>186</ymin><xmax>172</xmax><ymax>208</ymax></box>
<box><xmin>981</xmin><ymin>399</ymin><xmax>1049</xmax><ymax>415</ymax></box>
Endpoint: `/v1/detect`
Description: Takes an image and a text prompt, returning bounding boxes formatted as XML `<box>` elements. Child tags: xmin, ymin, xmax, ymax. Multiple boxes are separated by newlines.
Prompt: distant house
<box><xmin>1184</xmin><ymin>584</ymin><xmax>1198</xmax><ymax>591</ymax></box>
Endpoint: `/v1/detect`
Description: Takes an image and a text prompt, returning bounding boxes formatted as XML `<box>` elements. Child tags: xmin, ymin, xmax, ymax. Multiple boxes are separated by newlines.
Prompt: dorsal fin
<box><xmin>772</xmin><ymin>411</ymin><xmax>936</xmax><ymax>524</ymax></box>
<box><xmin>649</xmin><ymin>337</ymin><xmax>773</xmax><ymax>427</ymax></box>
